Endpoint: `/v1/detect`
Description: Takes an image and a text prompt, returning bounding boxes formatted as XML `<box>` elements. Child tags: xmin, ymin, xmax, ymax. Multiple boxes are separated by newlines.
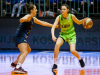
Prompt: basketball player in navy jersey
<box><xmin>11</xmin><ymin>3</ymin><xmax>58</xmax><ymax>74</ymax></box>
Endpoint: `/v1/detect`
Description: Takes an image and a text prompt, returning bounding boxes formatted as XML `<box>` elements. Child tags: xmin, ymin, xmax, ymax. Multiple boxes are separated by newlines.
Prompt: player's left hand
<box><xmin>52</xmin><ymin>36</ymin><xmax>57</xmax><ymax>42</ymax></box>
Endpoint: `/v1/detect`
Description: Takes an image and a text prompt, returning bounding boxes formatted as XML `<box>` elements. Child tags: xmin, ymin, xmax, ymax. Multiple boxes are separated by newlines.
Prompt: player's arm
<box><xmin>72</xmin><ymin>14</ymin><xmax>84</xmax><ymax>25</ymax></box>
<box><xmin>19</xmin><ymin>15</ymin><xmax>32</xmax><ymax>23</ymax></box>
<box><xmin>51</xmin><ymin>16</ymin><xmax>59</xmax><ymax>39</ymax></box>
<box><xmin>33</xmin><ymin>17</ymin><xmax>58</xmax><ymax>28</ymax></box>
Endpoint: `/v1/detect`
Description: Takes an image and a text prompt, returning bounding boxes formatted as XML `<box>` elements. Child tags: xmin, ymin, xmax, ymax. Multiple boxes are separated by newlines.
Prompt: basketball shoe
<box><xmin>79</xmin><ymin>59</ymin><xmax>85</xmax><ymax>68</ymax></box>
<box><xmin>11</xmin><ymin>62</ymin><xmax>17</xmax><ymax>68</ymax></box>
<box><xmin>14</xmin><ymin>67</ymin><xmax>27</xmax><ymax>74</ymax></box>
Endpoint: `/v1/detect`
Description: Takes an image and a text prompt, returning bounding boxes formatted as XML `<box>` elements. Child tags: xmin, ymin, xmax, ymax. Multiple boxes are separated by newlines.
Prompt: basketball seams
<box><xmin>86</xmin><ymin>18</ymin><xmax>91</xmax><ymax>25</ymax></box>
<box><xmin>83</xmin><ymin>18</ymin><xmax>93</xmax><ymax>29</ymax></box>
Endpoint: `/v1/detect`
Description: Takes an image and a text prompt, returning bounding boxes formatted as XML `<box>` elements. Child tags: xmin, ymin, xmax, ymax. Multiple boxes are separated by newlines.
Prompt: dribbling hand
<box><xmin>52</xmin><ymin>36</ymin><xmax>57</xmax><ymax>42</ymax></box>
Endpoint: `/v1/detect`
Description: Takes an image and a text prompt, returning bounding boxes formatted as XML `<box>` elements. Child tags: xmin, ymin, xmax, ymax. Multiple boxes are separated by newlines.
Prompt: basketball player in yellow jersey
<box><xmin>51</xmin><ymin>4</ymin><xmax>87</xmax><ymax>70</ymax></box>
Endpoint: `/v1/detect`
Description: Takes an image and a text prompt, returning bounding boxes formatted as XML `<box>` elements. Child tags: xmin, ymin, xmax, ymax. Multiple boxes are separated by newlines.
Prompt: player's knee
<box><xmin>28</xmin><ymin>48</ymin><xmax>31</xmax><ymax>53</ymax></box>
<box><xmin>23</xmin><ymin>51</ymin><xmax>29</xmax><ymax>55</ymax></box>
<box><xmin>55</xmin><ymin>43</ymin><xmax>61</xmax><ymax>48</ymax></box>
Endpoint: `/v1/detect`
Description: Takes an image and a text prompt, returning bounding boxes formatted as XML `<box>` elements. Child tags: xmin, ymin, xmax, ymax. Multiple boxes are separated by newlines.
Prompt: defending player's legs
<box><xmin>11</xmin><ymin>42</ymin><xmax>31</xmax><ymax>68</ymax></box>
<box><xmin>14</xmin><ymin>43</ymin><xmax>29</xmax><ymax>74</ymax></box>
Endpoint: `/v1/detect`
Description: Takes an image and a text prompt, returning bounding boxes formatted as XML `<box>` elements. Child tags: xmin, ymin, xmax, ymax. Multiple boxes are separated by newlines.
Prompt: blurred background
<box><xmin>0</xmin><ymin>0</ymin><xmax>100</xmax><ymax>51</ymax></box>
<box><xmin>0</xmin><ymin>0</ymin><xmax>100</xmax><ymax>17</ymax></box>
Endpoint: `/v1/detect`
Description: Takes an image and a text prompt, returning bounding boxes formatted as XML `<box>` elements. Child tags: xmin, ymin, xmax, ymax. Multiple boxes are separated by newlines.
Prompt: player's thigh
<box><xmin>68</xmin><ymin>35</ymin><xmax>76</xmax><ymax>51</ymax></box>
<box><xmin>55</xmin><ymin>37</ymin><xmax>64</xmax><ymax>47</ymax></box>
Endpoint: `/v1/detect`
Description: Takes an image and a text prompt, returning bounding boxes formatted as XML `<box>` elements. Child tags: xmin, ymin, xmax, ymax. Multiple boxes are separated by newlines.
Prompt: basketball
<box><xmin>83</xmin><ymin>18</ymin><xmax>93</xmax><ymax>29</ymax></box>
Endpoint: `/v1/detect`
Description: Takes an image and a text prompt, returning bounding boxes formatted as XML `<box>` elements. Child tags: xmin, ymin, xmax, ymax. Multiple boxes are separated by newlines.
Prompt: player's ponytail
<box><xmin>25</xmin><ymin>3</ymin><xmax>35</xmax><ymax>13</ymax></box>
<box><xmin>68</xmin><ymin>10</ymin><xmax>72</xmax><ymax>14</ymax></box>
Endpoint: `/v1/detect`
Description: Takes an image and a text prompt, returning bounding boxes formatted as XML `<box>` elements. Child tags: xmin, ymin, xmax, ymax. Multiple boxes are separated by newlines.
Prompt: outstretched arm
<box><xmin>72</xmin><ymin>14</ymin><xmax>84</xmax><ymax>25</ymax></box>
<box><xmin>51</xmin><ymin>16</ymin><xmax>59</xmax><ymax>42</ymax></box>
<box><xmin>33</xmin><ymin>17</ymin><xmax>58</xmax><ymax>28</ymax></box>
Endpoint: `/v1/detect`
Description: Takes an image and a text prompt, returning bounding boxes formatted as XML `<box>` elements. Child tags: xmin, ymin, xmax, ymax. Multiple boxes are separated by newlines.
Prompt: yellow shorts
<box><xmin>59</xmin><ymin>32</ymin><xmax>76</xmax><ymax>45</ymax></box>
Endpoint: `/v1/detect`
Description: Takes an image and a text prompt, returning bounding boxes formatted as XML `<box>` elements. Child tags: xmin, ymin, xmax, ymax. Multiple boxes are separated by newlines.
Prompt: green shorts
<box><xmin>59</xmin><ymin>32</ymin><xmax>76</xmax><ymax>45</ymax></box>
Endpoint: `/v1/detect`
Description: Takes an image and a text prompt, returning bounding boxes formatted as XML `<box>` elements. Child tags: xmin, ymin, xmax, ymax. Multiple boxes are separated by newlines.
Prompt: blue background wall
<box><xmin>0</xmin><ymin>18</ymin><xmax>100</xmax><ymax>50</ymax></box>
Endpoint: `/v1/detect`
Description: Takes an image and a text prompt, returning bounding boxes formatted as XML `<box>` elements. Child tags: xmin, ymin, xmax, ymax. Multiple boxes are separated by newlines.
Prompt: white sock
<box><xmin>16</xmin><ymin>63</ymin><xmax>21</xmax><ymax>69</ymax></box>
<box><xmin>54</xmin><ymin>58</ymin><xmax>58</xmax><ymax>65</ymax></box>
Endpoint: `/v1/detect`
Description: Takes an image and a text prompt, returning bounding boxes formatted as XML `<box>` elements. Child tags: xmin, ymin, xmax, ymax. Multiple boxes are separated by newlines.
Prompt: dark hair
<box><xmin>61</xmin><ymin>4</ymin><xmax>72</xmax><ymax>14</ymax></box>
<box><xmin>25</xmin><ymin>3</ymin><xmax>35</xmax><ymax>13</ymax></box>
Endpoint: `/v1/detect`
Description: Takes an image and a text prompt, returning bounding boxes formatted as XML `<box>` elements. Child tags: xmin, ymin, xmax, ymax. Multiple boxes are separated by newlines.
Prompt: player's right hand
<box><xmin>52</xmin><ymin>36</ymin><xmax>57</xmax><ymax>42</ymax></box>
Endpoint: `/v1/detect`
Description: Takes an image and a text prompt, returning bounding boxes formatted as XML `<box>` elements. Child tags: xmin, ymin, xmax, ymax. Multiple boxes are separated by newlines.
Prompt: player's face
<box><xmin>61</xmin><ymin>6</ymin><xmax>69</xmax><ymax>15</ymax></box>
<box><xmin>32</xmin><ymin>5</ymin><xmax>37</xmax><ymax>16</ymax></box>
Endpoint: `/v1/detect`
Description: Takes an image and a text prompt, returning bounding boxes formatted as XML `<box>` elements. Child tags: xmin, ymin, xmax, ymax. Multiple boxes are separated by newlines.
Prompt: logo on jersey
<box><xmin>61</xmin><ymin>24</ymin><xmax>70</xmax><ymax>28</ymax></box>
<box><xmin>24</xmin><ymin>40</ymin><xmax>27</xmax><ymax>42</ymax></box>
<box><xmin>25</xmin><ymin>35</ymin><xmax>28</xmax><ymax>38</ymax></box>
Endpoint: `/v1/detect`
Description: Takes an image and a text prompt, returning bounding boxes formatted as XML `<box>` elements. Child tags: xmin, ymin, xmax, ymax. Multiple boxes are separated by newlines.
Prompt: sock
<box><xmin>16</xmin><ymin>63</ymin><xmax>21</xmax><ymax>69</ymax></box>
<box><xmin>54</xmin><ymin>58</ymin><xmax>58</xmax><ymax>65</ymax></box>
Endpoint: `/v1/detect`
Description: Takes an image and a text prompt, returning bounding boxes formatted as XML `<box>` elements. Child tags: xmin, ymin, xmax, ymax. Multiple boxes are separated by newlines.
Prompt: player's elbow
<box><xmin>51</xmin><ymin>27</ymin><xmax>54</xmax><ymax>32</ymax></box>
<box><xmin>52</xmin><ymin>25</ymin><xmax>56</xmax><ymax>29</ymax></box>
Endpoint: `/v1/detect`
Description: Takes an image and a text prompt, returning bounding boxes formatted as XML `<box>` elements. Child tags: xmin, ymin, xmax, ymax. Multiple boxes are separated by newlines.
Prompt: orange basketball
<box><xmin>83</xmin><ymin>18</ymin><xmax>93</xmax><ymax>29</ymax></box>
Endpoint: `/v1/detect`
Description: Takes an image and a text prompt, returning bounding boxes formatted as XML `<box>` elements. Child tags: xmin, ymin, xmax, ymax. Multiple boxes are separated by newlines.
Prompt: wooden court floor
<box><xmin>0</xmin><ymin>51</ymin><xmax>100</xmax><ymax>75</ymax></box>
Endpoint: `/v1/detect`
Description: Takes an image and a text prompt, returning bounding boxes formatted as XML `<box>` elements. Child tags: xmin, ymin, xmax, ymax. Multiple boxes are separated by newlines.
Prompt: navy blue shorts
<box><xmin>13</xmin><ymin>36</ymin><xmax>27</xmax><ymax>47</ymax></box>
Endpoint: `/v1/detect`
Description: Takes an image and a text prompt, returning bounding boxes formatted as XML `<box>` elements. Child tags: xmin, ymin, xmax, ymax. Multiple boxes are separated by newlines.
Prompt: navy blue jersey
<box><xmin>14</xmin><ymin>18</ymin><xmax>34</xmax><ymax>38</ymax></box>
